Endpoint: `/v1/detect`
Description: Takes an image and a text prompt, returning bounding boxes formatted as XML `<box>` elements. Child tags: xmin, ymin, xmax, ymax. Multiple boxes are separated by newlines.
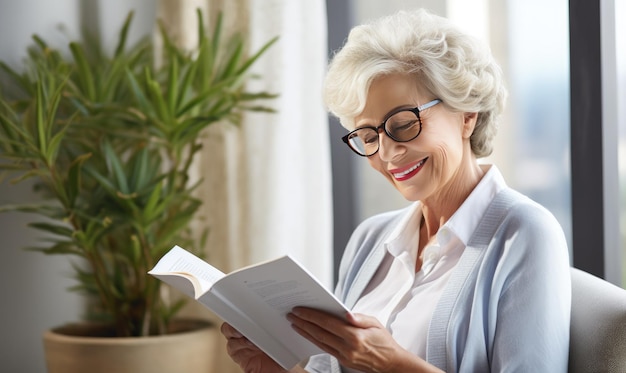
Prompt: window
<box><xmin>614</xmin><ymin>0</ymin><xmax>626</xmax><ymax>286</ymax></box>
<box><xmin>351</xmin><ymin>0</ymin><xmax>572</xmax><ymax>250</ymax></box>
<box><xmin>330</xmin><ymin>0</ymin><xmax>624</xmax><ymax>286</ymax></box>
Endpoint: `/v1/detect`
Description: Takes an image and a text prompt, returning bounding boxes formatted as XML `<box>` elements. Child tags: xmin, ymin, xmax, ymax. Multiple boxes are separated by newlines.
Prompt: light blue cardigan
<box><xmin>305</xmin><ymin>188</ymin><xmax>571</xmax><ymax>372</ymax></box>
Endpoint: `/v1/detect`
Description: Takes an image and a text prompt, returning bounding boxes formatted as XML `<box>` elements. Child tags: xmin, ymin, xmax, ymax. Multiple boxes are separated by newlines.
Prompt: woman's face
<box><xmin>355</xmin><ymin>74</ymin><xmax>477</xmax><ymax>202</ymax></box>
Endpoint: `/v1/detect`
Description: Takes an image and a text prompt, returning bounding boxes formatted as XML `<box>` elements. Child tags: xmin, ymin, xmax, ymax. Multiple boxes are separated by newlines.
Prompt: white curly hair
<box><xmin>323</xmin><ymin>9</ymin><xmax>508</xmax><ymax>157</ymax></box>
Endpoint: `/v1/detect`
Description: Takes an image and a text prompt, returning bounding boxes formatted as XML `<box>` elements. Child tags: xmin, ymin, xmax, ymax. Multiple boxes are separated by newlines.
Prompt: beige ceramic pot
<box><xmin>43</xmin><ymin>319</ymin><xmax>217</xmax><ymax>373</ymax></box>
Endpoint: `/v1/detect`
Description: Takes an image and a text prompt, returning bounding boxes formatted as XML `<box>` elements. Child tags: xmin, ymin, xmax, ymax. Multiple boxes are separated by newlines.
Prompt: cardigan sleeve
<box><xmin>304</xmin><ymin>354</ymin><xmax>342</xmax><ymax>373</ymax></box>
<box><xmin>490</xmin><ymin>202</ymin><xmax>571</xmax><ymax>372</ymax></box>
<box><xmin>457</xmin><ymin>200</ymin><xmax>572</xmax><ymax>372</ymax></box>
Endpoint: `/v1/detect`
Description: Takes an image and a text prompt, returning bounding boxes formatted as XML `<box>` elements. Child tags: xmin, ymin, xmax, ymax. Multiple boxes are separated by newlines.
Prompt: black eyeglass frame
<box><xmin>341</xmin><ymin>99</ymin><xmax>442</xmax><ymax>157</ymax></box>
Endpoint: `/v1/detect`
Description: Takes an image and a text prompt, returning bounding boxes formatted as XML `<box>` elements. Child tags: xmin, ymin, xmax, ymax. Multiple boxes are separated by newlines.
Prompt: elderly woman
<box><xmin>222</xmin><ymin>8</ymin><xmax>571</xmax><ymax>373</ymax></box>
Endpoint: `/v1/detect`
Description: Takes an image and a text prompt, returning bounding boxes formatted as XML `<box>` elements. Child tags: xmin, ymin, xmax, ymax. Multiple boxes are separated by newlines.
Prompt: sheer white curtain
<box><xmin>243</xmin><ymin>0</ymin><xmax>332</xmax><ymax>271</ymax></box>
<box><xmin>157</xmin><ymin>0</ymin><xmax>331</xmax><ymax>371</ymax></box>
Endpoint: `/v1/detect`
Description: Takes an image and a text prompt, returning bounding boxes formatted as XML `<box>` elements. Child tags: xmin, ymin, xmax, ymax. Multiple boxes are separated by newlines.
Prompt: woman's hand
<box><xmin>220</xmin><ymin>322</ymin><xmax>288</xmax><ymax>373</ymax></box>
<box><xmin>287</xmin><ymin>308</ymin><xmax>441</xmax><ymax>373</ymax></box>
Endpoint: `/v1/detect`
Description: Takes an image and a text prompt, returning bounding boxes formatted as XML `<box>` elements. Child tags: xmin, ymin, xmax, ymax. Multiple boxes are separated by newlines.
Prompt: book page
<box><xmin>149</xmin><ymin>245</ymin><xmax>225</xmax><ymax>297</ymax></box>
<box><xmin>150</xmin><ymin>247</ymin><xmax>350</xmax><ymax>369</ymax></box>
<box><xmin>198</xmin><ymin>291</ymin><xmax>304</xmax><ymax>369</ymax></box>
<box><xmin>210</xmin><ymin>256</ymin><xmax>351</xmax><ymax>367</ymax></box>
<box><xmin>225</xmin><ymin>255</ymin><xmax>349</xmax><ymax>317</ymax></box>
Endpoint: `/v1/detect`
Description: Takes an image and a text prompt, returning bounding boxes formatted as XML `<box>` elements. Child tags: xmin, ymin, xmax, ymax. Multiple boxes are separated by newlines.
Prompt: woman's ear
<box><xmin>462</xmin><ymin>112</ymin><xmax>478</xmax><ymax>138</ymax></box>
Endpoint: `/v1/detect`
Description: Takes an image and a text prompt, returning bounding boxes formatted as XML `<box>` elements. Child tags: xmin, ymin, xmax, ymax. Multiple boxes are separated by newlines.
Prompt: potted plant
<box><xmin>0</xmin><ymin>9</ymin><xmax>276</xmax><ymax>372</ymax></box>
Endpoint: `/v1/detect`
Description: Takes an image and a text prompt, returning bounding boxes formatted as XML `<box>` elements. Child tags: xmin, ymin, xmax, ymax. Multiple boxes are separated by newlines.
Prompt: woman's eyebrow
<box><xmin>355</xmin><ymin>104</ymin><xmax>417</xmax><ymax>129</ymax></box>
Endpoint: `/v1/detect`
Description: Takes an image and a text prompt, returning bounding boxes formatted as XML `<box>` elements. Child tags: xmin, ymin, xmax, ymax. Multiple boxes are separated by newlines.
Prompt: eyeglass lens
<box><xmin>346</xmin><ymin>110</ymin><xmax>421</xmax><ymax>156</ymax></box>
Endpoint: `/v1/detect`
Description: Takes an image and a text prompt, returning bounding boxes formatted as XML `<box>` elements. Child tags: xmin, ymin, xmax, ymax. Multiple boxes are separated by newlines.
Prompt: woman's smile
<box><xmin>390</xmin><ymin>157</ymin><xmax>428</xmax><ymax>181</ymax></box>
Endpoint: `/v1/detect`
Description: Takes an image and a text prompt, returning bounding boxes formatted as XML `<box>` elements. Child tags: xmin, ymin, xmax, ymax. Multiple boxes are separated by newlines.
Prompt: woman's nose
<box><xmin>377</xmin><ymin>132</ymin><xmax>404</xmax><ymax>161</ymax></box>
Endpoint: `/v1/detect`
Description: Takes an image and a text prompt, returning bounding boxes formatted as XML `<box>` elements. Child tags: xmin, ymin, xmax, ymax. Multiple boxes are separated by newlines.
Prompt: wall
<box><xmin>0</xmin><ymin>1</ymin><xmax>155</xmax><ymax>371</ymax></box>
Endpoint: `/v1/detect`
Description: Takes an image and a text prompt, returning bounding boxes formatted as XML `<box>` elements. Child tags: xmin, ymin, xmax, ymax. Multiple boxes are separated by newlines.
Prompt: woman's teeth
<box><xmin>393</xmin><ymin>159</ymin><xmax>426</xmax><ymax>178</ymax></box>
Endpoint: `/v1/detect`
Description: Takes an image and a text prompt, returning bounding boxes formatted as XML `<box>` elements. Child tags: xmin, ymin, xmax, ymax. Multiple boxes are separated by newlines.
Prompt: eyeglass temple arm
<box><xmin>418</xmin><ymin>99</ymin><xmax>442</xmax><ymax>111</ymax></box>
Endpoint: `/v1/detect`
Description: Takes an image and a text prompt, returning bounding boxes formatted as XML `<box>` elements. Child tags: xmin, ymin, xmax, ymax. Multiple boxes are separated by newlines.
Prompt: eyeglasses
<box><xmin>341</xmin><ymin>99</ymin><xmax>442</xmax><ymax>157</ymax></box>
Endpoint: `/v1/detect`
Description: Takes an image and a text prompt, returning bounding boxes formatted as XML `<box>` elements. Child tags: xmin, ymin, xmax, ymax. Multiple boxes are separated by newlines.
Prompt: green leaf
<box><xmin>166</xmin><ymin>57</ymin><xmax>179</xmax><ymax>116</ymax></box>
<box><xmin>236</xmin><ymin>36</ymin><xmax>279</xmax><ymax>76</ymax></box>
<box><xmin>156</xmin><ymin>20</ymin><xmax>185</xmax><ymax>63</ymax></box>
<box><xmin>104</xmin><ymin>278</ymin><xmax>125</xmax><ymax>300</ymax></box>
<box><xmin>31</xmin><ymin>34</ymin><xmax>48</xmax><ymax>50</ymax></box>
<box><xmin>193</xmin><ymin>23</ymin><xmax>213</xmax><ymax>91</ymax></box>
<box><xmin>83</xmin><ymin>164</ymin><xmax>119</xmax><ymax>196</ymax></box>
<box><xmin>0</xmin><ymin>163</ymin><xmax>32</xmax><ymax>173</ymax></box>
<box><xmin>102</xmin><ymin>139</ymin><xmax>130</xmax><ymax>195</ymax></box>
<box><xmin>46</xmin><ymin>124</ymin><xmax>67</xmax><ymax>161</ymax></box>
<box><xmin>81</xmin><ymin>218</ymin><xmax>114</xmax><ymax>250</ymax></box>
<box><xmin>155</xmin><ymin>199</ymin><xmax>201</xmax><ymax>245</ymax></box>
<box><xmin>114</xmin><ymin>11</ymin><xmax>134</xmax><ymax>58</ymax></box>
<box><xmin>142</xmin><ymin>182</ymin><xmax>163</xmax><ymax>224</ymax></box>
<box><xmin>175</xmin><ymin>62</ymin><xmax>199</xmax><ymax>111</ymax></box>
<box><xmin>101</xmin><ymin>57</ymin><xmax>128</xmax><ymax>103</ymax></box>
<box><xmin>145</xmin><ymin>70</ymin><xmax>170</xmax><ymax>122</ymax></box>
<box><xmin>43</xmin><ymin>83</ymin><xmax>69</xmax><ymax>163</ymax></box>
<box><xmin>239</xmin><ymin>91</ymin><xmax>280</xmax><ymax>101</ymax></box>
<box><xmin>7</xmin><ymin>168</ymin><xmax>48</xmax><ymax>184</ymax></box>
<box><xmin>128</xmin><ymin>145</ymin><xmax>150</xmax><ymax>192</ymax></box>
<box><xmin>35</xmin><ymin>81</ymin><xmax>48</xmax><ymax>157</ymax></box>
<box><xmin>0</xmin><ymin>61</ymin><xmax>32</xmax><ymax>95</ymax></box>
<box><xmin>129</xmin><ymin>235</ymin><xmax>141</xmax><ymax>264</ymax></box>
<box><xmin>171</xmin><ymin>116</ymin><xmax>219</xmax><ymax>144</ymax></box>
<box><xmin>0</xmin><ymin>203</ymin><xmax>62</xmax><ymax>216</ymax></box>
<box><xmin>66</xmin><ymin>152</ymin><xmax>92</xmax><ymax>207</ymax></box>
<box><xmin>219</xmin><ymin>37</ymin><xmax>244</xmax><ymax>79</ymax></box>
<box><xmin>209</xmin><ymin>12</ymin><xmax>223</xmax><ymax>65</ymax></box>
<box><xmin>70</xmin><ymin>42</ymin><xmax>96</xmax><ymax>100</ymax></box>
<box><xmin>0</xmin><ymin>103</ymin><xmax>30</xmax><ymax>151</ymax></box>
<box><xmin>175</xmin><ymin>78</ymin><xmax>234</xmax><ymax>117</ymax></box>
<box><xmin>238</xmin><ymin>105</ymin><xmax>276</xmax><ymax>113</ymax></box>
<box><xmin>125</xmin><ymin>68</ymin><xmax>151</xmax><ymax>114</ymax></box>
<box><xmin>28</xmin><ymin>221</ymin><xmax>74</xmax><ymax>237</ymax></box>
<box><xmin>25</xmin><ymin>241</ymin><xmax>82</xmax><ymax>256</ymax></box>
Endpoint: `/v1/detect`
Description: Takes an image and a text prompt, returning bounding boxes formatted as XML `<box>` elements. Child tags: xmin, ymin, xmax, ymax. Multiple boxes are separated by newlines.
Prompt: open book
<box><xmin>148</xmin><ymin>245</ymin><xmax>351</xmax><ymax>369</ymax></box>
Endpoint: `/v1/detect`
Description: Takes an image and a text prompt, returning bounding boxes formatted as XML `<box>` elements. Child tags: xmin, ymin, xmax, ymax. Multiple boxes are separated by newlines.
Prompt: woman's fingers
<box><xmin>289</xmin><ymin>318</ymin><xmax>344</xmax><ymax>357</ymax></box>
<box><xmin>287</xmin><ymin>308</ymin><xmax>402</xmax><ymax>372</ymax></box>
<box><xmin>222</xmin><ymin>323</ymin><xmax>255</xmax><ymax>355</ymax></box>
<box><xmin>346</xmin><ymin>312</ymin><xmax>386</xmax><ymax>328</ymax></box>
<box><xmin>221</xmin><ymin>322</ymin><xmax>287</xmax><ymax>373</ymax></box>
<box><xmin>289</xmin><ymin>308</ymin><xmax>382</xmax><ymax>340</ymax></box>
<box><xmin>220</xmin><ymin>322</ymin><xmax>244</xmax><ymax>338</ymax></box>
<box><xmin>221</xmin><ymin>324</ymin><xmax>259</xmax><ymax>360</ymax></box>
<box><xmin>287</xmin><ymin>308</ymin><xmax>360</xmax><ymax>354</ymax></box>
